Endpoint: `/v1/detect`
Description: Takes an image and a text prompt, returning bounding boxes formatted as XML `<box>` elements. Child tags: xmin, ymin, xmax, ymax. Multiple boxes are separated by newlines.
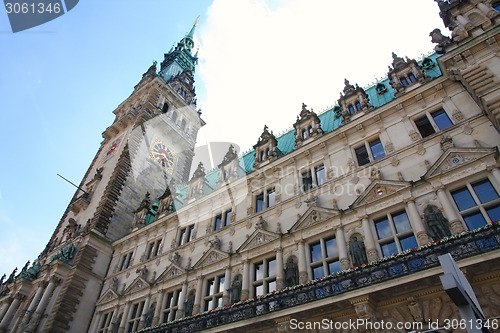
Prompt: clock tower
<box><xmin>2</xmin><ymin>20</ymin><xmax>204</xmax><ymax>333</ymax></box>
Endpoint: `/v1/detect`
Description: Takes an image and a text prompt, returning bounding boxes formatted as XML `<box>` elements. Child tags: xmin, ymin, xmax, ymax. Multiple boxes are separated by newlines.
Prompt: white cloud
<box><xmin>197</xmin><ymin>0</ymin><xmax>447</xmax><ymax>153</ymax></box>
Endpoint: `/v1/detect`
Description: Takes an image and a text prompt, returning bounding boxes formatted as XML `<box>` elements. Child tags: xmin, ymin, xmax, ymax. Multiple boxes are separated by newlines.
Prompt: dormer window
<box><xmin>355</xmin><ymin>101</ymin><xmax>361</xmax><ymax>111</ymax></box>
<box><xmin>254</xmin><ymin>125</ymin><xmax>280</xmax><ymax>168</ymax></box>
<box><xmin>302</xmin><ymin>129</ymin><xmax>307</xmax><ymax>140</ymax></box>
<box><xmin>408</xmin><ymin>73</ymin><xmax>417</xmax><ymax>83</ymax></box>
<box><xmin>348</xmin><ymin>105</ymin><xmax>355</xmax><ymax>114</ymax></box>
<box><xmin>400</xmin><ymin>77</ymin><xmax>409</xmax><ymax>87</ymax></box>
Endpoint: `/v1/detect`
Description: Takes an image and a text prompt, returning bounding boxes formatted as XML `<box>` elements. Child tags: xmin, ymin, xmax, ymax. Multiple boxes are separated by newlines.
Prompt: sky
<box><xmin>0</xmin><ymin>0</ymin><xmax>447</xmax><ymax>277</ymax></box>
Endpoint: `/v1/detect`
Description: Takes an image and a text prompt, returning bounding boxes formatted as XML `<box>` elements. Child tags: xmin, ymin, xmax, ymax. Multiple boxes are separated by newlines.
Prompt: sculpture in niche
<box><xmin>349</xmin><ymin>236</ymin><xmax>368</xmax><ymax>266</ymax></box>
<box><xmin>284</xmin><ymin>257</ymin><xmax>299</xmax><ymax>287</ymax></box>
<box><xmin>230</xmin><ymin>275</ymin><xmax>242</xmax><ymax>303</ymax></box>
<box><xmin>184</xmin><ymin>292</ymin><xmax>195</xmax><ymax>317</ymax></box>
<box><xmin>424</xmin><ymin>205</ymin><xmax>451</xmax><ymax>240</ymax></box>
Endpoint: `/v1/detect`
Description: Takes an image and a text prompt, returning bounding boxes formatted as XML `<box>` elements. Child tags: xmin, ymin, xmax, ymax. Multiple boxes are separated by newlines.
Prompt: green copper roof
<box><xmin>170</xmin><ymin>54</ymin><xmax>442</xmax><ymax>209</ymax></box>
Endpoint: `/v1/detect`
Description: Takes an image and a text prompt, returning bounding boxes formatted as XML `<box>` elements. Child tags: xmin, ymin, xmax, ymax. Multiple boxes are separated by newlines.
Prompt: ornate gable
<box><xmin>237</xmin><ymin>228</ymin><xmax>280</xmax><ymax>252</ymax></box>
<box><xmin>352</xmin><ymin>180</ymin><xmax>411</xmax><ymax>208</ymax></box>
<box><xmin>337</xmin><ymin>79</ymin><xmax>374</xmax><ymax>124</ymax></box>
<box><xmin>387</xmin><ymin>52</ymin><xmax>428</xmax><ymax>97</ymax></box>
<box><xmin>424</xmin><ymin>147</ymin><xmax>497</xmax><ymax>178</ymax></box>
<box><xmin>193</xmin><ymin>248</ymin><xmax>229</xmax><ymax>269</ymax></box>
<box><xmin>96</xmin><ymin>288</ymin><xmax>120</xmax><ymax>306</ymax></box>
<box><xmin>124</xmin><ymin>277</ymin><xmax>151</xmax><ymax>295</ymax></box>
<box><xmin>289</xmin><ymin>206</ymin><xmax>339</xmax><ymax>233</ymax></box>
<box><xmin>293</xmin><ymin>103</ymin><xmax>323</xmax><ymax>147</ymax></box>
<box><xmin>156</xmin><ymin>263</ymin><xmax>186</xmax><ymax>283</ymax></box>
<box><xmin>253</xmin><ymin>125</ymin><xmax>280</xmax><ymax>169</ymax></box>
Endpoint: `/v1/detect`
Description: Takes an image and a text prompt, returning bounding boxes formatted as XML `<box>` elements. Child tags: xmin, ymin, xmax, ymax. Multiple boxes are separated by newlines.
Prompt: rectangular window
<box><xmin>214</xmin><ymin>209</ymin><xmax>232</xmax><ymax>230</ymax></box>
<box><xmin>451</xmin><ymin>179</ymin><xmax>500</xmax><ymax>230</ymax></box>
<box><xmin>256</xmin><ymin>194</ymin><xmax>264</xmax><ymax>212</ymax></box>
<box><xmin>126</xmin><ymin>301</ymin><xmax>145</xmax><ymax>333</ymax></box>
<box><xmin>119</xmin><ymin>251</ymin><xmax>133</xmax><ymax>271</ymax></box>
<box><xmin>98</xmin><ymin>310</ymin><xmax>114</xmax><ymax>333</ymax></box>
<box><xmin>355</xmin><ymin>138</ymin><xmax>385</xmax><ymax>166</ymax></box>
<box><xmin>252</xmin><ymin>257</ymin><xmax>277</xmax><ymax>297</ymax></box>
<box><xmin>255</xmin><ymin>188</ymin><xmax>276</xmax><ymax>213</ymax></box>
<box><xmin>214</xmin><ymin>214</ymin><xmax>222</xmax><ymax>231</ymax></box>
<box><xmin>302</xmin><ymin>171</ymin><xmax>313</xmax><ymax>191</ymax></box>
<box><xmin>178</xmin><ymin>225</ymin><xmax>195</xmax><ymax>246</ymax></box>
<box><xmin>147</xmin><ymin>239</ymin><xmax>162</xmax><ymax>260</ymax></box>
<box><xmin>374</xmin><ymin>211</ymin><xmax>417</xmax><ymax>257</ymax></box>
<box><xmin>315</xmin><ymin>164</ymin><xmax>327</xmax><ymax>186</ymax></box>
<box><xmin>203</xmin><ymin>274</ymin><xmax>225</xmax><ymax>311</ymax></box>
<box><xmin>415</xmin><ymin>115</ymin><xmax>436</xmax><ymax>138</ymax></box>
<box><xmin>309</xmin><ymin>236</ymin><xmax>340</xmax><ymax>280</ymax></box>
<box><xmin>432</xmin><ymin>109</ymin><xmax>453</xmax><ymax>130</ymax></box>
<box><xmin>415</xmin><ymin>108</ymin><xmax>453</xmax><ymax>139</ymax></box>
<box><xmin>161</xmin><ymin>288</ymin><xmax>183</xmax><ymax>323</ymax></box>
<box><xmin>267</xmin><ymin>188</ymin><xmax>276</xmax><ymax>207</ymax></box>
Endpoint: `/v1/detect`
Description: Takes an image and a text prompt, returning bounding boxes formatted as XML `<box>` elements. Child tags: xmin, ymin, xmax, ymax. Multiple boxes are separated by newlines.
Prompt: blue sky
<box><xmin>0</xmin><ymin>0</ymin><xmax>447</xmax><ymax>276</ymax></box>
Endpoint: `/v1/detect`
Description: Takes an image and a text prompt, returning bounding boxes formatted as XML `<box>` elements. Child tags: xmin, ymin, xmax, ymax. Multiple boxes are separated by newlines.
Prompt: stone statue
<box><xmin>20</xmin><ymin>261</ymin><xmax>30</xmax><ymax>274</ymax></box>
<box><xmin>0</xmin><ymin>274</ymin><xmax>5</xmax><ymax>286</ymax></box>
<box><xmin>430</xmin><ymin>28</ymin><xmax>452</xmax><ymax>54</ymax></box>
<box><xmin>350</xmin><ymin>237</ymin><xmax>368</xmax><ymax>266</ymax></box>
<box><xmin>19</xmin><ymin>260</ymin><xmax>41</xmax><ymax>280</ymax></box>
<box><xmin>284</xmin><ymin>257</ymin><xmax>299</xmax><ymax>287</ymax></box>
<box><xmin>51</xmin><ymin>243</ymin><xmax>76</xmax><ymax>263</ymax></box>
<box><xmin>184</xmin><ymin>292</ymin><xmax>195</xmax><ymax>317</ymax></box>
<box><xmin>111</xmin><ymin>277</ymin><xmax>119</xmax><ymax>291</ymax></box>
<box><xmin>144</xmin><ymin>305</ymin><xmax>154</xmax><ymax>327</ymax></box>
<box><xmin>136</xmin><ymin>266</ymin><xmax>148</xmax><ymax>279</ymax></box>
<box><xmin>407</xmin><ymin>296</ymin><xmax>424</xmax><ymax>322</ymax></box>
<box><xmin>145</xmin><ymin>203</ymin><xmax>158</xmax><ymax>225</ymax></box>
<box><xmin>230</xmin><ymin>276</ymin><xmax>242</xmax><ymax>303</ymax></box>
<box><xmin>424</xmin><ymin>205</ymin><xmax>451</xmax><ymax>241</ymax></box>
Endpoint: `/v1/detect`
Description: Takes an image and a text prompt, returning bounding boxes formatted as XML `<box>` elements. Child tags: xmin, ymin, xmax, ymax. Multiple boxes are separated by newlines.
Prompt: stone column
<box><xmin>0</xmin><ymin>300</ymin><xmax>10</xmax><ymax>323</ymax></box>
<box><xmin>241</xmin><ymin>260</ymin><xmax>250</xmax><ymax>301</ymax></box>
<box><xmin>193</xmin><ymin>276</ymin><xmax>203</xmax><ymax>314</ymax></box>
<box><xmin>336</xmin><ymin>227</ymin><xmax>350</xmax><ymax>270</ymax></box>
<box><xmin>22</xmin><ymin>282</ymin><xmax>46</xmax><ymax>328</ymax></box>
<box><xmin>27</xmin><ymin>276</ymin><xmax>59</xmax><ymax>332</ymax></box>
<box><xmin>222</xmin><ymin>267</ymin><xmax>231</xmax><ymax>306</ymax></box>
<box><xmin>138</xmin><ymin>293</ymin><xmax>151</xmax><ymax>329</ymax></box>
<box><xmin>297</xmin><ymin>240</ymin><xmax>308</xmax><ymax>284</ymax></box>
<box><xmin>107</xmin><ymin>304</ymin><xmax>120</xmax><ymax>333</ymax></box>
<box><xmin>89</xmin><ymin>311</ymin><xmax>102</xmax><ymax>333</ymax></box>
<box><xmin>436</xmin><ymin>187</ymin><xmax>464</xmax><ymax>234</ymax></box>
<box><xmin>118</xmin><ymin>302</ymin><xmax>130</xmax><ymax>333</ymax></box>
<box><xmin>176</xmin><ymin>282</ymin><xmax>187</xmax><ymax>319</ymax></box>
<box><xmin>0</xmin><ymin>293</ymin><xmax>24</xmax><ymax>333</ymax></box>
<box><xmin>361</xmin><ymin>216</ymin><xmax>378</xmax><ymax>262</ymax></box>
<box><xmin>275</xmin><ymin>248</ymin><xmax>284</xmax><ymax>290</ymax></box>
<box><xmin>406</xmin><ymin>198</ymin><xmax>430</xmax><ymax>246</ymax></box>
<box><xmin>490</xmin><ymin>167</ymin><xmax>500</xmax><ymax>185</ymax></box>
<box><xmin>152</xmin><ymin>292</ymin><xmax>164</xmax><ymax>325</ymax></box>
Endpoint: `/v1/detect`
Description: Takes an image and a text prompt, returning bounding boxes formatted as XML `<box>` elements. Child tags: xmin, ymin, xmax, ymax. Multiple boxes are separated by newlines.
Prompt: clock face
<box><xmin>100</xmin><ymin>133</ymin><xmax>125</xmax><ymax>164</ymax></box>
<box><xmin>149</xmin><ymin>137</ymin><xmax>177</xmax><ymax>173</ymax></box>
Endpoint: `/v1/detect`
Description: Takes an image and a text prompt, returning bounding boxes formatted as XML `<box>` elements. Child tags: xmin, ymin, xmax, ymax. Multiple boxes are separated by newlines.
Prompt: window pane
<box><xmin>375</xmin><ymin>218</ymin><xmax>392</xmax><ymax>239</ymax></box>
<box><xmin>205</xmin><ymin>299</ymin><xmax>213</xmax><ymax>311</ymax></box>
<box><xmin>302</xmin><ymin>129</ymin><xmax>307</xmax><ymax>139</ymax></box>
<box><xmin>225</xmin><ymin>209</ymin><xmax>232</xmax><ymax>225</ymax></box>
<box><xmin>214</xmin><ymin>215</ymin><xmax>222</xmax><ymax>230</ymax></box>
<box><xmin>400</xmin><ymin>77</ymin><xmax>409</xmax><ymax>87</ymax></box>
<box><xmin>178</xmin><ymin>228</ymin><xmax>186</xmax><ymax>246</ymax></box>
<box><xmin>486</xmin><ymin>205</ymin><xmax>500</xmax><ymax>222</ymax></box>
<box><xmin>408</xmin><ymin>73</ymin><xmax>417</xmax><ymax>83</ymax></box>
<box><xmin>255</xmin><ymin>284</ymin><xmax>263</xmax><ymax>297</ymax></box>
<box><xmin>312</xmin><ymin>265</ymin><xmax>324</xmax><ymax>279</ymax></box>
<box><xmin>207</xmin><ymin>279</ymin><xmax>215</xmax><ymax>295</ymax></box>
<box><xmin>267</xmin><ymin>258</ymin><xmax>276</xmax><ymax>276</ymax></box>
<box><xmin>267</xmin><ymin>189</ymin><xmax>276</xmax><ymax>207</ymax></box>
<box><xmin>415</xmin><ymin>116</ymin><xmax>435</xmax><ymax>138</ymax></box>
<box><xmin>451</xmin><ymin>187</ymin><xmax>476</xmax><ymax>211</ymax></box>
<box><xmin>302</xmin><ymin>171</ymin><xmax>313</xmax><ymax>191</ymax></box>
<box><xmin>381</xmin><ymin>242</ymin><xmax>398</xmax><ymax>257</ymax></box>
<box><xmin>392</xmin><ymin>211</ymin><xmax>411</xmax><ymax>233</ymax></box>
<box><xmin>472</xmin><ymin>180</ymin><xmax>499</xmax><ymax>203</ymax></box>
<box><xmin>328</xmin><ymin>260</ymin><xmax>341</xmax><ymax>274</ymax></box>
<box><xmin>315</xmin><ymin>165</ymin><xmax>327</xmax><ymax>186</ymax></box>
<box><xmin>255</xmin><ymin>262</ymin><xmax>264</xmax><ymax>280</ymax></box>
<box><xmin>310</xmin><ymin>242</ymin><xmax>322</xmax><ymax>262</ymax></box>
<box><xmin>268</xmin><ymin>280</ymin><xmax>277</xmax><ymax>293</ymax></box>
<box><xmin>355</xmin><ymin>145</ymin><xmax>370</xmax><ymax>166</ymax></box>
<box><xmin>369</xmin><ymin>139</ymin><xmax>385</xmax><ymax>160</ymax></box>
<box><xmin>432</xmin><ymin>109</ymin><xmax>453</xmax><ymax>130</ymax></box>
<box><xmin>217</xmin><ymin>276</ymin><xmax>225</xmax><ymax>293</ymax></box>
<box><xmin>355</xmin><ymin>101</ymin><xmax>361</xmax><ymax>111</ymax></box>
<box><xmin>399</xmin><ymin>235</ymin><xmax>418</xmax><ymax>251</ymax></box>
<box><xmin>325</xmin><ymin>237</ymin><xmax>338</xmax><ymax>258</ymax></box>
<box><xmin>464</xmin><ymin>212</ymin><xmax>487</xmax><ymax>230</ymax></box>
<box><xmin>256</xmin><ymin>194</ymin><xmax>264</xmax><ymax>212</ymax></box>
<box><xmin>348</xmin><ymin>105</ymin><xmax>355</xmax><ymax>114</ymax></box>
<box><xmin>216</xmin><ymin>296</ymin><xmax>223</xmax><ymax>308</ymax></box>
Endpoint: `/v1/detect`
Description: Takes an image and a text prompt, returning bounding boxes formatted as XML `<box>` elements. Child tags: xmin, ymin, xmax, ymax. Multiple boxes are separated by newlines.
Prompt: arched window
<box><xmin>302</xmin><ymin>129</ymin><xmax>307</xmax><ymax>139</ymax></box>
<box><xmin>181</xmin><ymin>119</ymin><xmax>186</xmax><ymax>130</ymax></box>
<box><xmin>348</xmin><ymin>105</ymin><xmax>355</xmax><ymax>115</ymax></box>
<box><xmin>171</xmin><ymin>111</ymin><xmax>178</xmax><ymax>123</ymax></box>
<box><xmin>493</xmin><ymin>2</ymin><xmax>500</xmax><ymax>11</ymax></box>
<box><xmin>400</xmin><ymin>77</ymin><xmax>409</xmax><ymax>87</ymax></box>
<box><xmin>308</xmin><ymin>126</ymin><xmax>313</xmax><ymax>136</ymax></box>
<box><xmin>266</xmin><ymin>148</ymin><xmax>270</xmax><ymax>156</ymax></box>
<box><xmin>260</xmin><ymin>151</ymin><xmax>265</xmax><ymax>161</ymax></box>
<box><xmin>355</xmin><ymin>101</ymin><xmax>361</xmax><ymax>111</ymax></box>
<box><xmin>162</xmin><ymin>103</ymin><xmax>169</xmax><ymax>114</ymax></box>
<box><xmin>408</xmin><ymin>73</ymin><xmax>417</xmax><ymax>83</ymax></box>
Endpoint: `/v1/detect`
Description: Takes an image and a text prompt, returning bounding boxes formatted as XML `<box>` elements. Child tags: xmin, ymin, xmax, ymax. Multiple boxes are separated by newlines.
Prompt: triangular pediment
<box><xmin>237</xmin><ymin>228</ymin><xmax>280</xmax><ymax>252</ymax></box>
<box><xmin>156</xmin><ymin>263</ymin><xmax>186</xmax><ymax>283</ymax></box>
<box><xmin>193</xmin><ymin>248</ymin><xmax>229</xmax><ymax>269</ymax></box>
<box><xmin>352</xmin><ymin>180</ymin><xmax>411</xmax><ymax>208</ymax></box>
<box><xmin>424</xmin><ymin>147</ymin><xmax>497</xmax><ymax>178</ymax></box>
<box><xmin>96</xmin><ymin>288</ymin><xmax>120</xmax><ymax>305</ymax></box>
<box><xmin>289</xmin><ymin>206</ymin><xmax>339</xmax><ymax>232</ymax></box>
<box><xmin>124</xmin><ymin>277</ymin><xmax>151</xmax><ymax>295</ymax></box>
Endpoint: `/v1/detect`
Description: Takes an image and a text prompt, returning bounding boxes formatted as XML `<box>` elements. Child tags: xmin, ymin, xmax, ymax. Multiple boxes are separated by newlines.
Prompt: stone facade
<box><xmin>1</xmin><ymin>2</ymin><xmax>500</xmax><ymax>333</ymax></box>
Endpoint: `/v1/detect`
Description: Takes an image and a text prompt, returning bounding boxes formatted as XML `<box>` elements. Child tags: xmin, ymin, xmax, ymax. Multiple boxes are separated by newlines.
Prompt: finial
<box><xmin>194</xmin><ymin>15</ymin><xmax>200</xmax><ymax>26</ymax></box>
